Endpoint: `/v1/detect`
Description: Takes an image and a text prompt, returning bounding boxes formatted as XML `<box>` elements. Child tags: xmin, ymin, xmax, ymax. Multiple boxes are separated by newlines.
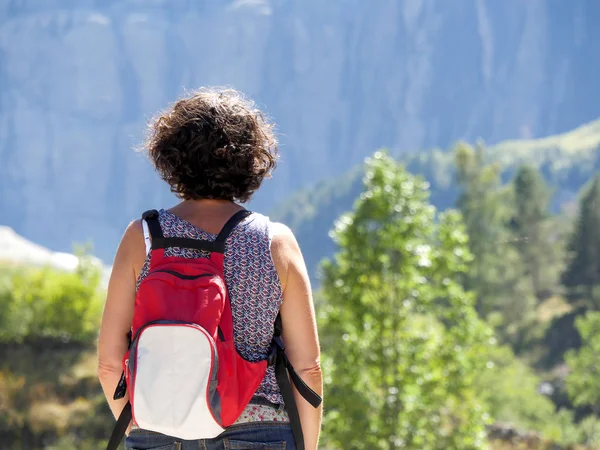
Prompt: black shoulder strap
<box><xmin>272</xmin><ymin>314</ymin><xmax>323</xmax><ymax>449</ymax></box>
<box><xmin>141</xmin><ymin>209</ymin><xmax>252</xmax><ymax>254</ymax></box>
<box><xmin>216</xmin><ymin>209</ymin><xmax>253</xmax><ymax>244</ymax></box>
<box><xmin>105</xmin><ymin>401</ymin><xmax>131</xmax><ymax>450</ymax></box>
<box><xmin>142</xmin><ymin>209</ymin><xmax>163</xmax><ymax>239</ymax></box>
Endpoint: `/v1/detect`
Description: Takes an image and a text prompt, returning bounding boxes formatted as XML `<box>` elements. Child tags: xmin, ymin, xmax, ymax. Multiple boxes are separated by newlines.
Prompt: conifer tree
<box><xmin>562</xmin><ymin>175</ymin><xmax>600</xmax><ymax>309</ymax></box>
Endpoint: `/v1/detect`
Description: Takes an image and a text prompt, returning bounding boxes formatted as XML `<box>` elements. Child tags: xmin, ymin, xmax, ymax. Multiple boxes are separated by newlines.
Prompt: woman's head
<box><xmin>144</xmin><ymin>87</ymin><xmax>278</xmax><ymax>203</ymax></box>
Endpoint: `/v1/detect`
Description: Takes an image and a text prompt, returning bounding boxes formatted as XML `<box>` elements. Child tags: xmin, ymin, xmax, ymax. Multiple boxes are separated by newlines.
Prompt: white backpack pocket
<box><xmin>129</xmin><ymin>322</ymin><xmax>224</xmax><ymax>439</ymax></box>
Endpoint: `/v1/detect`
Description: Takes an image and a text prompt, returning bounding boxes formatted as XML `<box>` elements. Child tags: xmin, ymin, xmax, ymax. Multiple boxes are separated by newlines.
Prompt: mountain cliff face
<box><xmin>1</xmin><ymin>0</ymin><xmax>599</xmax><ymax>262</ymax></box>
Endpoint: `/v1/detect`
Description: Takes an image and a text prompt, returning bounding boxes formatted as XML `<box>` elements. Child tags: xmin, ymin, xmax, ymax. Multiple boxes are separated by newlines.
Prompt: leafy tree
<box><xmin>509</xmin><ymin>165</ymin><xmax>560</xmax><ymax>301</ymax></box>
<box><xmin>562</xmin><ymin>175</ymin><xmax>600</xmax><ymax>309</ymax></box>
<box><xmin>319</xmin><ymin>151</ymin><xmax>492</xmax><ymax>450</ymax></box>
<box><xmin>455</xmin><ymin>143</ymin><xmax>536</xmax><ymax>344</ymax></box>
<box><xmin>565</xmin><ymin>311</ymin><xmax>600</xmax><ymax>414</ymax></box>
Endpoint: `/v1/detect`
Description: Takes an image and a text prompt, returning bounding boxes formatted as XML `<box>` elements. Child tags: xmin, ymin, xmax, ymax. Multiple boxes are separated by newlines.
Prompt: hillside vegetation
<box><xmin>0</xmin><ymin>262</ymin><xmax>110</xmax><ymax>449</ymax></box>
<box><xmin>272</xmin><ymin>119</ymin><xmax>600</xmax><ymax>279</ymax></box>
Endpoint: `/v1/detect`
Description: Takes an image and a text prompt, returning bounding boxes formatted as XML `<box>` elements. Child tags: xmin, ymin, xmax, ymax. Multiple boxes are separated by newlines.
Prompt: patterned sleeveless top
<box><xmin>136</xmin><ymin>209</ymin><xmax>289</xmax><ymax>423</ymax></box>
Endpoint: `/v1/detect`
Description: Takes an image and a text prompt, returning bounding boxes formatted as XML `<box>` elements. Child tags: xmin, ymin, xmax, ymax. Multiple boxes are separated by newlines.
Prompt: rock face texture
<box><xmin>1</xmin><ymin>0</ymin><xmax>599</xmax><ymax>261</ymax></box>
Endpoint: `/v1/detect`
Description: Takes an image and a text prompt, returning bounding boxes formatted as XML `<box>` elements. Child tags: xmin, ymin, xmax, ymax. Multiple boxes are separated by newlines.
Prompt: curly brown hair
<box><xmin>143</xmin><ymin>88</ymin><xmax>278</xmax><ymax>203</ymax></box>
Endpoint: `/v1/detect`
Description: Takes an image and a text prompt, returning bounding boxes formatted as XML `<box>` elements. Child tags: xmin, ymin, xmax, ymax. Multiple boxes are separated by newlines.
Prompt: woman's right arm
<box><xmin>271</xmin><ymin>223</ymin><xmax>323</xmax><ymax>450</ymax></box>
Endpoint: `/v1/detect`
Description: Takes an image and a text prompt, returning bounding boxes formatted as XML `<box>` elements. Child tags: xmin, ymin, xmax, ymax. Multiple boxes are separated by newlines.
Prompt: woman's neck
<box><xmin>168</xmin><ymin>199</ymin><xmax>244</xmax><ymax>234</ymax></box>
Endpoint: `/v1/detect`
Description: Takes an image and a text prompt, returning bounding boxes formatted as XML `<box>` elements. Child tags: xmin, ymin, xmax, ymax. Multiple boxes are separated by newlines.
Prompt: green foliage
<box><xmin>472</xmin><ymin>343</ymin><xmax>598</xmax><ymax>447</ymax></box>
<box><xmin>562</xmin><ymin>175</ymin><xmax>600</xmax><ymax>310</ymax></box>
<box><xmin>0</xmin><ymin>258</ymin><xmax>107</xmax><ymax>445</ymax></box>
<box><xmin>565</xmin><ymin>311</ymin><xmax>600</xmax><ymax>413</ymax></box>
<box><xmin>574</xmin><ymin>415</ymin><xmax>600</xmax><ymax>448</ymax></box>
<box><xmin>475</xmin><ymin>345</ymin><xmax>556</xmax><ymax>432</ymax></box>
<box><xmin>510</xmin><ymin>165</ymin><xmax>562</xmax><ymax>301</ymax></box>
<box><xmin>0</xmin><ymin>257</ymin><xmax>103</xmax><ymax>344</ymax></box>
<box><xmin>454</xmin><ymin>143</ymin><xmax>537</xmax><ymax>346</ymax></box>
<box><xmin>271</xmin><ymin>129</ymin><xmax>600</xmax><ymax>283</ymax></box>
<box><xmin>320</xmin><ymin>152</ymin><xmax>492</xmax><ymax>450</ymax></box>
<box><xmin>541</xmin><ymin>408</ymin><xmax>583</xmax><ymax>447</ymax></box>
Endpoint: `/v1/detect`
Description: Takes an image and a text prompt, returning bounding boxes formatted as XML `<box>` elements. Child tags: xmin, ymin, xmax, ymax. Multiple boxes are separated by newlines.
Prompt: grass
<box><xmin>488</xmin><ymin>119</ymin><xmax>600</xmax><ymax>170</ymax></box>
<box><xmin>537</xmin><ymin>296</ymin><xmax>573</xmax><ymax>324</ymax></box>
<box><xmin>490</xmin><ymin>119</ymin><xmax>600</xmax><ymax>157</ymax></box>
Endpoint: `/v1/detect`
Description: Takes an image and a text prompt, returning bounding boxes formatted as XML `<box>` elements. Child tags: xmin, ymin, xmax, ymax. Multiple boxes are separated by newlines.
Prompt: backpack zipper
<box><xmin>152</xmin><ymin>269</ymin><xmax>216</xmax><ymax>280</ymax></box>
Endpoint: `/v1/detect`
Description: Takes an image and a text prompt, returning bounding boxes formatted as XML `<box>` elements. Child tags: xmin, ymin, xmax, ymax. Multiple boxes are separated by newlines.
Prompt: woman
<box><xmin>97</xmin><ymin>88</ymin><xmax>322</xmax><ymax>450</ymax></box>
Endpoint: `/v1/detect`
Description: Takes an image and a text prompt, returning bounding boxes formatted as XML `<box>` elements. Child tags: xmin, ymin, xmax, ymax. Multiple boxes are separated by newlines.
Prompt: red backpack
<box><xmin>107</xmin><ymin>209</ymin><xmax>321</xmax><ymax>450</ymax></box>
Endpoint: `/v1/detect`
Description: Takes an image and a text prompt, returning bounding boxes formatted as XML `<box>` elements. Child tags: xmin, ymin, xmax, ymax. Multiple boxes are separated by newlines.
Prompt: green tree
<box><xmin>455</xmin><ymin>143</ymin><xmax>536</xmax><ymax>344</ymax></box>
<box><xmin>565</xmin><ymin>311</ymin><xmax>600</xmax><ymax>413</ymax></box>
<box><xmin>319</xmin><ymin>151</ymin><xmax>492</xmax><ymax>450</ymax></box>
<box><xmin>509</xmin><ymin>165</ymin><xmax>560</xmax><ymax>302</ymax></box>
<box><xmin>562</xmin><ymin>175</ymin><xmax>600</xmax><ymax>309</ymax></box>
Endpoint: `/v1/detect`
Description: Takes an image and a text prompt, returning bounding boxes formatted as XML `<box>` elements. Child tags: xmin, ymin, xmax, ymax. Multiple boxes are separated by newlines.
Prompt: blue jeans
<box><xmin>125</xmin><ymin>422</ymin><xmax>296</xmax><ymax>450</ymax></box>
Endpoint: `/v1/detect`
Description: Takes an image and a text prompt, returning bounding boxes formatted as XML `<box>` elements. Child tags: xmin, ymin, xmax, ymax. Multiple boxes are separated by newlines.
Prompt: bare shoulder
<box><xmin>125</xmin><ymin>219</ymin><xmax>144</xmax><ymax>238</ymax></box>
<box><xmin>269</xmin><ymin>221</ymin><xmax>306</xmax><ymax>291</ymax></box>
<box><xmin>113</xmin><ymin>219</ymin><xmax>147</xmax><ymax>277</ymax></box>
<box><xmin>270</xmin><ymin>221</ymin><xmax>298</xmax><ymax>247</ymax></box>
<box><xmin>121</xmin><ymin>219</ymin><xmax>144</xmax><ymax>253</ymax></box>
<box><xmin>270</xmin><ymin>221</ymin><xmax>303</xmax><ymax>260</ymax></box>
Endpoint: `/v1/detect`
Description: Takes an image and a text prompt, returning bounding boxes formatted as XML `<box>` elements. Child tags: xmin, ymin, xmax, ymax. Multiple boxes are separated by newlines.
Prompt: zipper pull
<box><xmin>113</xmin><ymin>370</ymin><xmax>127</xmax><ymax>400</ymax></box>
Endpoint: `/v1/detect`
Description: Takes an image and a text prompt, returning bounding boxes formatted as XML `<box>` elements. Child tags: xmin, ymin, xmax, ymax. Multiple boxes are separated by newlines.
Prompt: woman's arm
<box><xmin>97</xmin><ymin>221</ymin><xmax>145</xmax><ymax>422</ymax></box>
<box><xmin>271</xmin><ymin>223</ymin><xmax>323</xmax><ymax>450</ymax></box>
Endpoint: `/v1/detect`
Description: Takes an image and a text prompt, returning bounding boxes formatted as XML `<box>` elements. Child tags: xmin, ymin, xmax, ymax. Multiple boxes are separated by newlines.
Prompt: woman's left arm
<box><xmin>97</xmin><ymin>220</ymin><xmax>145</xmax><ymax>420</ymax></box>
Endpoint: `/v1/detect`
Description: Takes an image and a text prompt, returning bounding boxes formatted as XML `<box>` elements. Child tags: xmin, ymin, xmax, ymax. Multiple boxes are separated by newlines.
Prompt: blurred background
<box><xmin>1</xmin><ymin>1</ymin><xmax>600</xmax><ymax>449</ymax></box>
